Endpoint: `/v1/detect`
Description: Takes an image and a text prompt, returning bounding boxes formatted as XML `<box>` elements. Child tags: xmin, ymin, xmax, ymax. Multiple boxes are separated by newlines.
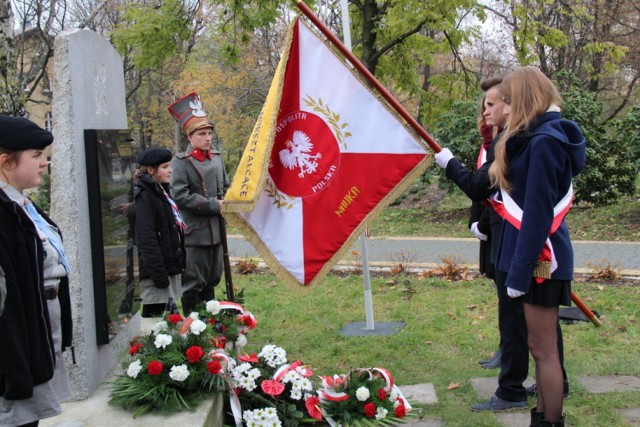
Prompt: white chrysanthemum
<box><xmin>189</xmin><ymin>319</ymin><xmax>207</xmax><ymax>335</ymax></box>
<box><xmin>235</xmin><ymin>363</ymin><xmax>252</xmax><ymax>374</ymax></box>
<box><xmin>299</xmin><ymin>377</ymin><xmax>313</xmax><ymax>391</ymax></box>
<box><xmin>189</xmin><ymin>311</ymin><xmax>199</xmax><ymax>320</ymax></box>
<box><xmin>259</xmin><ymin>345</ymin><xmax>287</xmax><ymax>368</ymax></box>
<box><xmin>152</xmin><ymin>320</ymin><xmax>168</xmax><ymax>333</ymax></box>
<box><xmin>154</xmin><ymin>333</ymin><xmax>172</xmax><ymax>349</ymax></box>
<box><xmin>238</xmin><ymin>377</ymin><xmax>257</xmax><ymax>391</ymax></box>
<box><xmin>126</xmin><ymin>360</ymin><xmax>142</xmax><ymax>378</ymax></box>
<box><xmin>243</xmin><ymin>408</ymin><xmax>282</xmax><ymax>427</ymax></box>
<box><xmin>247</xmin><ymin>368</ymin><xmax>261</xmax><ymax>380</ymax></box>
<box><xmin>282</xmin><ymin>371</ymin><xmax>298</xmax><ymax>383</ymax></box>
<box><xmin>290</xmin><ymin>389</ymin><xmax>302</xmax><ymax>400</ymax></box>
<box><xmin>169</xmin><ymin>364</ymin><xmax>190</xmax><ymax>381</ymax></box>
<box><xmin>375</xmin><ymin>407</ymin><xmax>388</xmax><ymax>420</ymax></box>
<box><xmin>236</xmin><ymin>334</ymin><xmax>247</xmax><ymax>347</ymax></box>
<box><xmin>206</xmin><ymin>300</ymin><xmax>221</xmax><ymax>315</ymax></box>
<box><xmin>356</xmin><ymin>386</ymin><xmax>370</xmax><ymax>401</ymax></box>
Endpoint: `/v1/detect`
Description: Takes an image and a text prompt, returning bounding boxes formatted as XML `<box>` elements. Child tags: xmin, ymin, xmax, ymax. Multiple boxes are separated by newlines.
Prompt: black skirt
<box><xmin>521</xmin><ymin>277</ymin><xmax>572</xmax><ymax>307</ymax></box>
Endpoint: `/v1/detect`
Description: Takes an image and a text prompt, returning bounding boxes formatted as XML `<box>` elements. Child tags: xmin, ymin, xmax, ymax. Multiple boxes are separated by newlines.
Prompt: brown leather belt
<box><xmin>44</xmin><ymin>286</ymin><xmax>59</xmax><ymax>300</ymax></box>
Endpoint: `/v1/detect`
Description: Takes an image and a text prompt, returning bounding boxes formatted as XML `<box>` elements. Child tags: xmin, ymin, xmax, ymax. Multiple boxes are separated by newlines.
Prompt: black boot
<box><xmin>530</xmin><ymin>407</ymin><xmax>544</xmax><ymax>427</ymax></box>
<box><xmin>479</xmin><ymin>346</ymin><xmax>502</xmax><ymax>369</ymax></box>
<box><xmin>540</xmin><ymin>415</ymin><xmax>565</xmax><ymax>427</ymax></box>
<box><xmin>180</xmin><ymin>292</ymin><xmax>201</xmax><ymax>315</ymax></box>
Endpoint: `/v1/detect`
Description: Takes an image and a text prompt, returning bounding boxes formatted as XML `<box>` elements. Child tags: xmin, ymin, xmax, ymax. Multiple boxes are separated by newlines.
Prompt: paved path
<box><xmin>227</xmin><ymin>235</ymin><xmax>640</xmax><ymax>276</ymax></box>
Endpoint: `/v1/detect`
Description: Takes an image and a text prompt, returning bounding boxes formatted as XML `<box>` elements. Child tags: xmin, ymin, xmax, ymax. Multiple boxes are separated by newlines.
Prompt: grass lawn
<box><xmin>231</xmin><ymin>271</ymin><xmax>639</xmax><ymax>427</ymax></box>
<box><xmin>366</xmin><ymin>182</ymin><xmax>640</xmax><ymax>242</ymax></box>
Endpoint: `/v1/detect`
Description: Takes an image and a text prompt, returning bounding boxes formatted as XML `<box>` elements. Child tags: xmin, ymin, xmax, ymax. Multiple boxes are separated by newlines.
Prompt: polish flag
<box><xmin>224</xmin><ymin>16</ymin><xmax>431</xmax><ymax>286</ymax></box>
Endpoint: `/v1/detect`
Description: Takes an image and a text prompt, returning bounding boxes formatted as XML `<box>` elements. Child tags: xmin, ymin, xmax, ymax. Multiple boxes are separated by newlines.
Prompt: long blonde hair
<box><xmin>488</xmin><ymin>66</ymin><xmax>563</xmax><ymax>192</ymax></box>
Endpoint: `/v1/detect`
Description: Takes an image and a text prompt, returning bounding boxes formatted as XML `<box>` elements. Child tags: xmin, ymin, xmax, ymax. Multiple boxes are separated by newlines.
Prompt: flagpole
<box><xmin>294</xmin><ymin>0</ymin><xmax>441</xmax><ymax>153</ymax></box>
<box><xmin>335</xmin><ymin>0</ymin><xmax>375</xmax><ymax>331</ymax></box>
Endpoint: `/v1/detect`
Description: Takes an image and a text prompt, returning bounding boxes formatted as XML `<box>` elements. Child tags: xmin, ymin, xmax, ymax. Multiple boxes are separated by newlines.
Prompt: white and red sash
<box><xmin>489</xmin><ymin>184</ymin><xmax>573</xmax><ymax>283</ymax></box>
<box><xmin>477</xmin><ymin>145</ymin><xmax>488</xmax><ymax>169</ymax></box>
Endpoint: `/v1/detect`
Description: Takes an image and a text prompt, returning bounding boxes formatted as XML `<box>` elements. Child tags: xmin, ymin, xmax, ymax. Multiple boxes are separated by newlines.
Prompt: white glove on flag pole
<box><xmin>223</xmin><ymin>5</ymin><xmax>437</xmax><ymax>287</ymax></box>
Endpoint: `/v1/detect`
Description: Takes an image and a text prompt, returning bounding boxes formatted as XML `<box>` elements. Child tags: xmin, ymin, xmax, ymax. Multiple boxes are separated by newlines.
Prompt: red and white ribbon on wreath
<box><xmin>218</xmin><ymin>301</ymin><xmax>258</xmax><ymax>330</ymax></box>
<box><xmin>319</xmin><ymin>374</ymin><xmax>350</xmax><ymax>402</ymax></box>
<box><xmin>489</xmin><ymin>184</ymin><xmax>573</xmax><ymax>283</ymax></box>
<box><xmin>273</xmin><ymin>360</ymin><xmax>313</xmax><ymax>382</ymax></box>
<box><xmin>207</xmin><ymin>349</ymin><xmax>243</xmax><ymax>427</ymax></box>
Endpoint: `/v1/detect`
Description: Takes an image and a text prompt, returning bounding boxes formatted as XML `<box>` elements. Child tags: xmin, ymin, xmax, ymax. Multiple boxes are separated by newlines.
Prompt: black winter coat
<box><xmin>0</xmin><ymin>188</ymin><xmax>72</xmax><ymax>400</ymax></box>
<box><xmin>134</xmin><ymin>174</ymin><xmax>186</xmax><ymax>288</ymax></box>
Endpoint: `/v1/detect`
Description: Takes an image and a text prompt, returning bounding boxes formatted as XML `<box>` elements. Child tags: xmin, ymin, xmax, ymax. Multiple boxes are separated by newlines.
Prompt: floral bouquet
<box><xmin>109</xmin><ymin>300</ymin><xmax>257</xmax><ymax>417</ymax></box>
<box><xmin>228</xmin><ymin>344</ymin><xmax>318</xmax><ymax>427</ymax></box>
<box><xmin>313</xmin><ymin>367</ymin><xmax>412</xmax><ymax>426</ymax></box>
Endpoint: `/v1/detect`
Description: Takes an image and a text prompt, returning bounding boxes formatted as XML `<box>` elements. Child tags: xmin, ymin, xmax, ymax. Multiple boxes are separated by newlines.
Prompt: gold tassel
<box><xmin>532</xmin><ymin>261</ymin><xmax>552</xmax><ymax>279</ymax></box>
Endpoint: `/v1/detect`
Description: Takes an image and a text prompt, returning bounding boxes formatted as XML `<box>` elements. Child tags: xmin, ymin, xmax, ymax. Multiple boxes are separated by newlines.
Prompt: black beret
<box><xmin>0</xmin><ymin>115</ymin><xmax>54</xmax><ymax>150</ymax></box>
<box><xmin>137</xmin><ymin>147</ymin><xmax>173</xmax><ymax>166</ymax></box>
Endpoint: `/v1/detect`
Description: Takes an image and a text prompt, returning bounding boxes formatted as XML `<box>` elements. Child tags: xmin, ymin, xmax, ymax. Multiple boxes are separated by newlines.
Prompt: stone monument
<box><xmin>50</xmin><ymin>28</ymin><xmax>140</xmax><ymax>400</ymax></box>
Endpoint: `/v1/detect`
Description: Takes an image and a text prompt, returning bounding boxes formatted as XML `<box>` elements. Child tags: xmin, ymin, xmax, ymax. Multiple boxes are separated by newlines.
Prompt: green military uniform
<box><xmin>170</xmin><ymin>145</ymin><xmax>230</xmax><ymax>313</ymax></box>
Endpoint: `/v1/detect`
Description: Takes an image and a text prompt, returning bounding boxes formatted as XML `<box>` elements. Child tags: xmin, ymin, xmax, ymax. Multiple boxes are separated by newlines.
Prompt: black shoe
<box><xmin>471</xmin><ymin>395</ymin><xmax>528</xmax><ymax>411</ymax></box>
<box><xmin>479</xmin><ymin>347</ymin><xmax>502</xmax><ymax>369</ymax></box>
<box><xmin>526</xmin><ymin>382</ymin><xmax>569</xmax><ymax>399</ymax></box>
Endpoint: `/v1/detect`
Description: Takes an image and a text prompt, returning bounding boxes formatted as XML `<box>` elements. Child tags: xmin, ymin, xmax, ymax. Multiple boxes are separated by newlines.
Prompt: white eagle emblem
<box><xmin>189</xmin><ymin>97</ymin><xmax>207</xmax><ymax>117</ymax></box>
<box><xmin>279</xmin><ymin>130</ymin><xmax>323</xmax><ymax>178</ymax></box>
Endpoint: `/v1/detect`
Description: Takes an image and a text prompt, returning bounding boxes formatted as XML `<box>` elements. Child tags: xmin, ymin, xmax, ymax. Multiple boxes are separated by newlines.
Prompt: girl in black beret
<box><xmin>134</xmin><ymin>148</ymin><xmax>186</xmax><ymax>317</ymax></box>
<box><xmin>0</xmin><ymin>115</ymin><xmax>73</xmax><ymax>427</ymax></box>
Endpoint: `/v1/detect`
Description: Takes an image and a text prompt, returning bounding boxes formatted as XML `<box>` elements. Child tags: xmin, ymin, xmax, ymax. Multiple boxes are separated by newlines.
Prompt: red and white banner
<box><xmin>224</xmin><ymin>17</ymin><xmax>431</xmax><ymax>286</ymax></box>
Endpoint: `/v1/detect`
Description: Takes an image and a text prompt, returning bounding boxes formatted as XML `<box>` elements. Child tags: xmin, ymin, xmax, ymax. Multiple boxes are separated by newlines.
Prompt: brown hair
<box><xmin>0</xmin><ymin>148</ymin><xmax>21</xmax><ymax>170</ymax></box>
<box><xmin>476</xmin><ymin>75</ymin><xmax>504</xmax><ymax>133</ymax></box>
<box><xmin>488</xmin><ymin>67</ymin><xmax>563</xmax><ymax>192</ymax></box>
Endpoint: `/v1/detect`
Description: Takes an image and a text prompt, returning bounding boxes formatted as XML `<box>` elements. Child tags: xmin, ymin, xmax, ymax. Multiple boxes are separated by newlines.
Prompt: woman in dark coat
<box><xmin>134</xmin><ymin>148</ymin><xmax>186</xmax><ymax>317</ymax></box>
<box><xmin>488</xmin><ymin>67</ymin><xmax>585</xmax><ymax>427</ymax></box>
<box><xmin>0</xmin><ymin>115</ymin><xmax>72</xmax><ymax>427</ymax></box>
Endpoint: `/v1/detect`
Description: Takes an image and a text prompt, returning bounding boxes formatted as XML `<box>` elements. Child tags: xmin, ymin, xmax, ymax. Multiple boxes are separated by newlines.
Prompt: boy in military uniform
<box><xmin>168</xmin><ymin>93</ymin><xmax>230</xmax><ymax>314</ymax></box>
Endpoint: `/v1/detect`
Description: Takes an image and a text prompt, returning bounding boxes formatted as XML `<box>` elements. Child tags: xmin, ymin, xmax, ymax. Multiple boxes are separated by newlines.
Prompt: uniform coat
<box><xmin>170</xmin><ymin>146</ymin><xmax>230</xmax><ymax>247</ymax></box>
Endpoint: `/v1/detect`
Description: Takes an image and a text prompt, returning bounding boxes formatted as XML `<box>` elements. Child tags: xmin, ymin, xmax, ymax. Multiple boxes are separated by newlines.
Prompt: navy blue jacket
<box><xmin>496</xmin><ymin>112</ymin><xmax>586</xmax><ymax>293</ymax></box>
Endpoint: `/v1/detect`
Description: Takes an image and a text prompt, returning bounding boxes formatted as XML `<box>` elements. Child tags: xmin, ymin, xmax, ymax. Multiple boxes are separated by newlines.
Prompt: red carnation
<box><xmin>377</xmin><ymin>388</ymin><xmax>387</xmax><ymax>400</ymax></box>
<box><xmin>394</xmin><ymin>402</ymin><xmax>407</xmax><ymax>418</ymax></box>
<box><xmin>147</xmin><ymin>360</ymin><xmax>163</xmax><ymax>375</ymax></box>
<box><xmin>207</xmin><ymin>360</ymin><xmax>222</xmax><ymax>375</ymax></box>
<box><xmin>186</xmin><ymin>345</ymin><xmax>204</xmax><ymax>363</ymax></box>
<box><xmin>364</xmin><ymin>402</ymin><xmax>376</xmax><ymax>418</ymax></box>
<box><xmin>128</xmin><ymin>343</ymin><xmax>142</xmax><ymax>356</ymax></box>
<box><xmin>167</xmin><ymin>313</ymin><xmax>183</xmax><ymax>324</ymax></box>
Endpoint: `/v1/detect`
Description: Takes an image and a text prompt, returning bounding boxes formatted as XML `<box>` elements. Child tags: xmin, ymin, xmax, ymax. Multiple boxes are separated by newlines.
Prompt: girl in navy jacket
<box><xmin>488</xmin><ymin>67</ymin><xmax>586</xmax><ymax>427</ymax></box>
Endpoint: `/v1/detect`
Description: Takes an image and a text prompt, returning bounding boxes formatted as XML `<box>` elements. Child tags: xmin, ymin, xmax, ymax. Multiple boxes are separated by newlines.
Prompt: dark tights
<box><xmin>20</xmin><ymin>421</ymin><xmax>39</xmax><ymax>427</ymax></box>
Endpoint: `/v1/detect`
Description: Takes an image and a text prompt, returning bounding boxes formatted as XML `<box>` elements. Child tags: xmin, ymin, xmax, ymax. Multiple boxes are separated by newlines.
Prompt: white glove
<box><xmin>470</xmin><ymin>222</ymin><xmax>488</xmax><ymax>241</ymax></box>
<box><xmin>435</xmin><ymin>148</ymin><xmax>454</xmax><ymax>169</ymax></box>
<box><xmin>507</xmin><ymin>287</ymin><xmax>526</xmax><ymax>298</ymax></box>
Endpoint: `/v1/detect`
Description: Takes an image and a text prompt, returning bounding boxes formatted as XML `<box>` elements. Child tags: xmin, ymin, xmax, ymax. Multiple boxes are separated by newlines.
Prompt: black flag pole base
<box><xmin>339</xmin><ymin>321</ymin><xmax>406</xmax><ymax>337</ymax></box>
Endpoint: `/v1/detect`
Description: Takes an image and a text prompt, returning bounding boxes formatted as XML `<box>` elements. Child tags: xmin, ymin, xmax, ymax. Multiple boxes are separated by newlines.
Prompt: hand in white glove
<box><xmin>507</xmin><ymin>287</ymin><xmax>526</xmax><ymax>298</ymax></box>
<box><xmin>470</xmin><ymin>222</ymin><xmax>488</xmax><ymax>241</ymax></box>
<box><xmin>435</xmin><ymin>148</ymin><xmax>454</xmax><ymax>169</ymax></box>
